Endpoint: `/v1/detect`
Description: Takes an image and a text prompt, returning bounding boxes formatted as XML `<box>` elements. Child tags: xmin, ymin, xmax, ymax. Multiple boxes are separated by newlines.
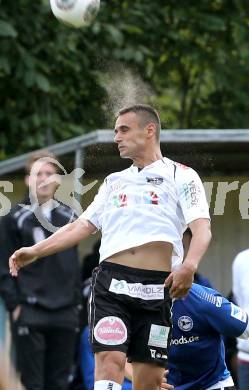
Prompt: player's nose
<box><xmin>114</xmin><ymin>131</ymin><xmax>122</xmax><ymax>143</ymax></box>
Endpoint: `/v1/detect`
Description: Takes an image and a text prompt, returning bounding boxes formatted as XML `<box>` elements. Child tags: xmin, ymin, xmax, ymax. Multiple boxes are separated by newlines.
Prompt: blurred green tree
<box><xmin>0</xmin><ymin>0</ymin><xmax>249</xmax><ymax>158</ymax></box>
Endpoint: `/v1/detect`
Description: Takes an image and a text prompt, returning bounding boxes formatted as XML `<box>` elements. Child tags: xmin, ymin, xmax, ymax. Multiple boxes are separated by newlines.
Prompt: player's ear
<box><xmin>146</xmin><ymin>123</ymin><xmax>156</xmax><ymax>139</ymax></box>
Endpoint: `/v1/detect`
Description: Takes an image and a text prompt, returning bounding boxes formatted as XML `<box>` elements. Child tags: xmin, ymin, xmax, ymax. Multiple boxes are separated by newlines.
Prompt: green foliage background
<box><xmin>0</xmin><ymin>0</ymin><xmax>249</xmax><ymax>159</ymax></box>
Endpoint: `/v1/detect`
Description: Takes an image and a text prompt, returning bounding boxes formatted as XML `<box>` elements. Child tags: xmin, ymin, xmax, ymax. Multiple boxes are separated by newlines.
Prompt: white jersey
<box><xmin>80</xmin><ymin>157</ymin><xmax>210</xmax><ymax>268</ymax></box>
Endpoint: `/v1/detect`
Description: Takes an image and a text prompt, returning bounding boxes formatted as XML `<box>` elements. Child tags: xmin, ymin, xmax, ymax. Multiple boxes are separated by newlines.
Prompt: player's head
<box><xmin>114</xmin><ymin>104</ymin><xmax>161</xmax><ymax>159</ymax></box>
<box><xmin>25</xmin><ymin>150</ymin><xmax>60</xmax><ymax>203</ymax></box>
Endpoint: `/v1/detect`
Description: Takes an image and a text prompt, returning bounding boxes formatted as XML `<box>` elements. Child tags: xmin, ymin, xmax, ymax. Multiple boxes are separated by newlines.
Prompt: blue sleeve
<box><xmin>79</xmin><ymin>327</ymin><xmax>95</xmax><ymax>390</ymax></box>
<box><xmin>194</xmin><ymin>285</ymin><xmax>248</xmax><ymax>337</ymax></box>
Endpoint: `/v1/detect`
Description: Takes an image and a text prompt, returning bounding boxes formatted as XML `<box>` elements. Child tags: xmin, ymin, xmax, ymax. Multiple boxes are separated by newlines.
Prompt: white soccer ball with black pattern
<box><xmin>50</xmin><ymin>0</ymin><xmax>100</xmax><ymax>28</ymax></box>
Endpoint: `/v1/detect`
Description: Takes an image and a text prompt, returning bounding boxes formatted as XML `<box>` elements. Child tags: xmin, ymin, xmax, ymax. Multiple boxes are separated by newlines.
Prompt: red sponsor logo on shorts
<box><xmin>94</xmin><ymin>316</ymin><xmax>127</xmax><ymax>345</ymax></box>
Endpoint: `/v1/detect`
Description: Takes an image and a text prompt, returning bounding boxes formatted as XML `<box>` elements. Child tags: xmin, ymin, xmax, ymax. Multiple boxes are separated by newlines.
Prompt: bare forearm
<box><xmin>33</xmin><ymin>218</ymin><xmax>95</xmax><ymax>259</ymax></box>
<box><xmin>184</xmin><ymin>219</ymin><xmax>212</xmax><ymax>271</ymax></box>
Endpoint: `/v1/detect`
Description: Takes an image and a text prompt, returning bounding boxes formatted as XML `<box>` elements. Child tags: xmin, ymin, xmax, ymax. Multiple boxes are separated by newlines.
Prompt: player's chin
<box><xmin>119</xmin><ymin>149</ymin><xmax>131</xmax><ymax>159</ymax></box>
<box><xmin>36</xmin><ymin>189</ymin><xmax>54</xmax><ymax>199</ymax></box>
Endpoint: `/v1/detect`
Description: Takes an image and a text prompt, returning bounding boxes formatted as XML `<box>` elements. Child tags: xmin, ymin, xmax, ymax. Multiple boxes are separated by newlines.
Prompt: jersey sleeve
<box><xmin>175</xmin><ymin>166</ymin><xmax>210</xmax><ymax>225</ymax></box>
<box><xmin>79</xmin><ymin>179</ymin><xmax>108</xmax><ymax>230</ymax></box>
<box><xmin>199</xmin><ymin>287</ymin><xmax>249</xmax><ymax>338</ymax></box>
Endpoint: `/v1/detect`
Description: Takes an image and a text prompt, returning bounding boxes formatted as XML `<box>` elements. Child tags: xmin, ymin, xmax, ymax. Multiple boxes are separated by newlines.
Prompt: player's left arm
<box><xmin>166</xmin><ymin>218</ymin><xmax>211</xmax><ymax>298</ymax></box>
<box><xmin>182</xmin><ymin>217</ymin><xmax>211</xmax><ymax>280</ymax></box>
<box><xmin>166</xmin><ymin>166</ymin><xmax>211</xmax><ymax>298</ymax></box>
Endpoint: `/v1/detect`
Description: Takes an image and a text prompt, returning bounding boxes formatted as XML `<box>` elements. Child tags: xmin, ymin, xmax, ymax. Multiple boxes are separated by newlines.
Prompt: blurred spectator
<box><xmin>232</xmin><ymin>248</ymin><xmax>249</xmax><ymax>390</ymax></box>
<box><xmin>0</xmin><ymin>150</ymin><xmax>81</xmax><ymax>390</ymax></box>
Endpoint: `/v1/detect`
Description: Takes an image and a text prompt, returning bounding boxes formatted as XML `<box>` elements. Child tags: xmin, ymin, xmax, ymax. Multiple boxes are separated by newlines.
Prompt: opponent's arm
<box><xmin>202</xmin><ymin>290</ymin><xmax>249</xmax><ymax>339</ymax></box>
<box><xmin>9</xmin><ymin>218</ymin><xmax>95</xmax><ymax>276</ymax></box>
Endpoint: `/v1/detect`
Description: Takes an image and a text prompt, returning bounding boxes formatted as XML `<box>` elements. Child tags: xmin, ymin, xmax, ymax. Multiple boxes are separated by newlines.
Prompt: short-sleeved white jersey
<box><xmin>80</xmin><ymin>157</ymin><xmax>210</xmax><ymax>268</ymax></box>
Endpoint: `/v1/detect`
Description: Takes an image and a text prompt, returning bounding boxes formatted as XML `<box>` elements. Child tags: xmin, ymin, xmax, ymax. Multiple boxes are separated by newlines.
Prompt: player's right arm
<box><xmin>9</xmin><ymin>218</ymin><xmax>96</xmax><ymax>276</ymax></box>
<box><xmin>10</xmin><ymin>179</ymin><xmax>109</xmax><ymax>276</ymax></box>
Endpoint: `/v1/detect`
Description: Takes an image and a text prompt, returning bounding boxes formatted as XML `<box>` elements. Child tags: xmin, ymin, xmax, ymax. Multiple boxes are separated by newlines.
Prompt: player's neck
<box><xmin>133</xmin><ymin>149</ymin><xmax>163</xmax><ymax>170</ymax></box>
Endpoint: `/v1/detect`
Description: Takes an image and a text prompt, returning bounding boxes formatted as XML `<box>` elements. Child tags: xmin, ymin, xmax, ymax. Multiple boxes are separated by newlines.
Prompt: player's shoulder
<box><xmin>104</xmin><ymin>167</ymin><xmax>132</xmax><ymax>182</ymax></box>
<box><xmin>10</xmin><ymin>202</ymin><xmax>34</xmax><ymax>220</ymax></box>
<box><xmin>0</xmin><ymin>202</ymin><xmax>35</xmax><ymax>230</ymax></box>
<box><xmin>190</xmin><ymin>283</ymin><xmax>223</xmax><ymax>309</ymax></box>
<box><xmin>163</xmin><ymin>157</ymin><xmax>198</xmax><ymax>180</ymax></box>
<box><xmin>164</xmin><ymin>157</ymin><xmax>191</xmax><ymax>171</ymax></box>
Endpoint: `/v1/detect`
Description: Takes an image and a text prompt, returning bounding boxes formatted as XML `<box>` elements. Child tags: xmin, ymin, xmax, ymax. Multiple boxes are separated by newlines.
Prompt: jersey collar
<box><xmin>130</xmin><ymin>158</ymin><xmax>166</xmax><ymax>173</ymax></box>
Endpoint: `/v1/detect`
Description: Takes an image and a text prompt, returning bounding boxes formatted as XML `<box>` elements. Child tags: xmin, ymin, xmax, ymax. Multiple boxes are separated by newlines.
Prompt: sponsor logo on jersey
<box><xmin>181</xmin><ymin>180</ymin><xmax>201</xmax><ymax>208</ymax></box>
<box><xmin>94</xmin><ymin>316</ymin><xmax>127</xmax><ymax>345</ymax></box>
<box><xmin>178</xmin><ymin>316</ymin><xmax>193</xmax><ymax>331</ymax></box>
<box><xmin>216</xmin><ymin>297</ymin><xmax>222</xmax><ymax>307</ymax></box>
<box><xmin>109</xmin><ymin>278</ymin><xmax>164</xmax><ymax>300</ymax></box>
<box><xmin>146</xmin><ymin>177</ymin><xmax>164</xmax><ymax>185</ymax></box>
<box><xmin>113</xmin><ymin>193</ymin><xmax>127</xmax><ymax>207</ymax></box>
<box><xmin>171</xmin><ymin>335</ymin><xmax>199</xmax><ymax>345</ymax></box>
<box><xmin>143</xmin><ymin>191</ymin><xmax>159</xmax><ymax>205</ymax></box>
<box><xmin>111</xmin><ymin>179</ymin><xmax>122</xmax><ymax>192</ymax></box>
<box><xmin>198</xmin><ymin>290</ymin><xmax>223</xmax><ymax>307</ymax></box>
<box><xmin>231</xmin><ymin>303</ymin><xmax>247</xmax><ymax>323</ymax></box>
<box><xmin>148</xmin><ymin>324</ymin><xmax>170</xmax><ymax>348</ymax></box>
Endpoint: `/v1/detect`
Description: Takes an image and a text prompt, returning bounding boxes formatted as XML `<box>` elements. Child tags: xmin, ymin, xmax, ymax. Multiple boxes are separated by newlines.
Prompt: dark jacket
<box><xmin>0</xmin><ymin>202</ymin><xmax>81</xmax><ymax>321</ymax></box>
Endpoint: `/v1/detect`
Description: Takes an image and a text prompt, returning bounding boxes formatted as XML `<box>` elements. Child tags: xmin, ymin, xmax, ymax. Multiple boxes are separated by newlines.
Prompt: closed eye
<box><xmin>114</xmin><ymin>125</ymin><xmax>130</xmax><ymax>135</ymax></box>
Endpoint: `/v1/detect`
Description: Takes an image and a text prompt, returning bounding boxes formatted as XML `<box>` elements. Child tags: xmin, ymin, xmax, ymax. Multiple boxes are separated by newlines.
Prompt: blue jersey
<box><xmin>168</xmin><ymin>283</ymin><xmax>248</xmax><ymax>390</ymax></box>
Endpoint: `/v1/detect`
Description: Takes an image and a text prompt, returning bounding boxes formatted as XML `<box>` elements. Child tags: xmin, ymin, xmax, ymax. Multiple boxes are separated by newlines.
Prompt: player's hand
<box><xmin>164</xmin><ymin>263</ymin><xmax>195</xmax><ymax>299</ymax></box>
<box><xmin>161</xmin><ymin>370</ymin><xmax>174</xmax><ymax>389</ymax></box>
<box><xmin>9</xmin><ymin>247</ymin><xmax>38</xmax><ymax>277</ymax></box>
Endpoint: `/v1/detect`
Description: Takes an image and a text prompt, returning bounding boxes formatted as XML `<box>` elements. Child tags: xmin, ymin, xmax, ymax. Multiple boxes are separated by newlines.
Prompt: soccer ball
<box><xmin>50</xmin><ymin>0</ymin><xmax>100</xmax><ymax>28</ymax></box>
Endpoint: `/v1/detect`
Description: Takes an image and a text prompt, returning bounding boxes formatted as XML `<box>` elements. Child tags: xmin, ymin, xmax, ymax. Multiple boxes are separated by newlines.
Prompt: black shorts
<box><xmin>88</xmin><ymin>261</ymin><xmax>172</xmax><ymax>367</ymax></box>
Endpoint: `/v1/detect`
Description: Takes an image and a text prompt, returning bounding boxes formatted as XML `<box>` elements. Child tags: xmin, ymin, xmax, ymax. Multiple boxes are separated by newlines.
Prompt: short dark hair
<box><xmin>117</xmin><ymin>104</ymin><xmax>161</xmax><ymax>140</ymax></box>
<box><xmin>25</xmin><ymin>150</ymin><xmax>60</xmax><ymax>175</ymax></box>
